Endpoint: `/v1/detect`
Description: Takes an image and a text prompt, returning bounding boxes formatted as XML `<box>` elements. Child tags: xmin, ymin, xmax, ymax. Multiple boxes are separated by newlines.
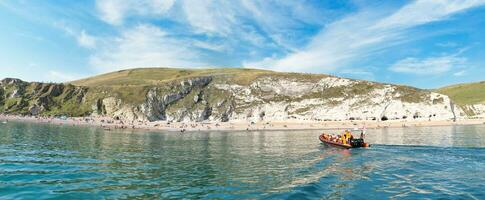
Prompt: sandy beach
<box><xmin>1</xmin><ymin>114</ymin><xmax>484</xmax><ymax>132</ymax></box>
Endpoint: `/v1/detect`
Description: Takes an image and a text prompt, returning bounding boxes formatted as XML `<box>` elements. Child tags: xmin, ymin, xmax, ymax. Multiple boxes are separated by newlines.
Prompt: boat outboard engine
<box><xmin>350</xmin><ymin>138</ymin><xmax>365</xmax><ymax>147</ymax></box>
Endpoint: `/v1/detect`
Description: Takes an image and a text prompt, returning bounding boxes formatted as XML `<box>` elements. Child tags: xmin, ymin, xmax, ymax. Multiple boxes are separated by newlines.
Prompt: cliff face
<box><xmin>461</xmin><ymin>104</ymin><xmax>485</xmax><ymax>118</ymax></box>
<box><xmin>437</xmin><ymin>81</ymin><xmax>485</xmax><ymax>119</ymax></box>
<box><xmin>211</xmin><ymin>76</ymin><xmax>465</xmax><ymax>122</ymax></box>
<box><xmin>0</xmin><ymin>78</ymin><xmax>89</xmax><ymax>116</ymax></box>
<box><xmin>0</xmin><ymin>68</ymin><xmax>468</xmax><ymax>122</ymax></box>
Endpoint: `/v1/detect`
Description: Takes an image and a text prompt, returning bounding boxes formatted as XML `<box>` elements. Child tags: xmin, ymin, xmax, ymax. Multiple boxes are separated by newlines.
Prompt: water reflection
<box><xmin>365</xmin><ymin>125</ymin><xmax>485</xmax><ymax>147</ymax></box>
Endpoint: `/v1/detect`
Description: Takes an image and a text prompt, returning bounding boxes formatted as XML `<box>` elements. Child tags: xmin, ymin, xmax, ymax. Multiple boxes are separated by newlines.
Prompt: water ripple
<box><xmin>1</xmin><ymin>122</ymin><xmax>485</xmax><ymax>199</ymax></box>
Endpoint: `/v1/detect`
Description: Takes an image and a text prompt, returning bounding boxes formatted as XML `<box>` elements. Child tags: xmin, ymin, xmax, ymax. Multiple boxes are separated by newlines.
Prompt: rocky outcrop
<box><xmin>139</xmin><ymin>76</ymin><xmax>213</xmax><ymax>121</ymax></box>
<box><xmin>0</xmin><ymin>79</ymin><xmax>88</xmax><ymax>116</ymax></box>
<box><xmin>1</xmin><ymin>78</ymin><xmax>23</xmax><ymax>85</ymax></box>
<box><xmin>463</xmin><ymin>104</ymin><xmax>485</xmax><ymax>118</ymax></box>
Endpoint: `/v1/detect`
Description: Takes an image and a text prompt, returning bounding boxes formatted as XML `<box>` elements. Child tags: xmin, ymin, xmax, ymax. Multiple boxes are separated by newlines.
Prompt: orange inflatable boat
<box><xmin>319</xmin><ymin>132</ymin><xmax>370</xmax><ymax>149</ymax></box>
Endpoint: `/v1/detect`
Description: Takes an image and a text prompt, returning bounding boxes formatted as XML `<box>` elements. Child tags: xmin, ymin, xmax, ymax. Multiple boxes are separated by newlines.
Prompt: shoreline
<box><xmin>1</xmin><ymin>114</ymin><xmax>485</xmax><ymax>132</ymax></box>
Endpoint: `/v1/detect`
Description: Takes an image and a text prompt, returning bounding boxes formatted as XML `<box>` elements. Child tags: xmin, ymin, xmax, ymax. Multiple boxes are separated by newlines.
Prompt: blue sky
<box><xmin>0</xmin><ymin>0</ymin><xmax>484</xmax><ymax>88</ymax></box>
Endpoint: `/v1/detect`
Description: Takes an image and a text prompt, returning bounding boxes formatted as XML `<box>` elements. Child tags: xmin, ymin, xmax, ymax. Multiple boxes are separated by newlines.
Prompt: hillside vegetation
<box><xmin>438</xmin><ymin>81</ymin><xmax>485</xmax><ymax>106</ymax></box>
<box><xmin>71</xmin><ymin>68</ymin><xmax>328</xmax><ymax>87</ymax></box>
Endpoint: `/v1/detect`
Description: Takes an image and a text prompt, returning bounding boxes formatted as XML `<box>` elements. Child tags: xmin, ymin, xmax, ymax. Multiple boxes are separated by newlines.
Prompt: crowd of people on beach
<box><xmin>1</xmin><ymin>113</ymin><xmax>485</xmax><ymax>132</ymax></box>
<box><xmin>0</xmin><ymin>113</ymin><xmax>290</xmax><ymax>132</ymax></box>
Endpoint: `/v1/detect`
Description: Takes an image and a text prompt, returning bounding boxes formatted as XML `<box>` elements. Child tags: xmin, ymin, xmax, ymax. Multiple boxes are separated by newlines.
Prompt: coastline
<box><xmin>1</xmin><ymin>114</ymin><xmax>485</xmax><ymax>132</ymax></box>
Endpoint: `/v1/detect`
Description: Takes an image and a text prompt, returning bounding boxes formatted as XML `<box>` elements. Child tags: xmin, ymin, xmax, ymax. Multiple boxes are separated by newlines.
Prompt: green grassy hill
<box><xmin>70</xmin><ymin>67</ymin><xmax>328</xmax><ymax>87</ymax></box>
<box><xmin>437</xmin><ymin>81</ymin><xmax>485</xmax><ymax>106</ymax></box>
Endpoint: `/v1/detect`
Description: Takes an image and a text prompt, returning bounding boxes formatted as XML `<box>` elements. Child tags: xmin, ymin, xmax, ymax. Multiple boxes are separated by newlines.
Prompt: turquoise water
<box><xmin>1</xmin><ymin>122</ymin><xmax>484</xmax><ymax>199</ymax></box>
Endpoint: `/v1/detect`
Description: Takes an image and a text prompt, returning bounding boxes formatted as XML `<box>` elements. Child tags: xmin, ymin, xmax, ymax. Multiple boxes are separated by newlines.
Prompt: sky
<box><xmin>0</xmin><ymin>0</ymin><xmax>484</xmax><ymax>88</ymax></box>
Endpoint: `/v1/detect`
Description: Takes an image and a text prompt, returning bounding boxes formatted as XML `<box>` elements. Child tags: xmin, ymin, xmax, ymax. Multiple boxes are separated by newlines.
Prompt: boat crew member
<box><xmin>348</xmin><ymin>131</ymin><xmax>352</xmax><ymax>144</ymax></box>
<box><xmin>341</xmin><ymin>134</ymin><xmax>346</xmax><ymax>144</ymax></box>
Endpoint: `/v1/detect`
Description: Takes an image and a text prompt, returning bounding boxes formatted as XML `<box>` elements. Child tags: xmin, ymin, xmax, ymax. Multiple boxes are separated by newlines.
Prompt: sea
<box><xmin>1</xmin><ymin>121</ymin><xmax>484</xmax><ymax>199</ymax></box>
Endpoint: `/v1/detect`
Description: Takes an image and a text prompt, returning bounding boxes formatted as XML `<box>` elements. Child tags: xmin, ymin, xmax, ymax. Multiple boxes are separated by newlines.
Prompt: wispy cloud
<box><xmin>180</xmin><ymin>0</ymin><xmax>237</xmax><ymax>36</ymax></box>
<box><xmin>55</xmin><ymin>22</ymin><xmax>97</xmax><ymax>49</ymax></box>
<box><xmin>77</xmin><ymin>30</ymin><xmax>96</xmax><ymax>48</ymax></box>
<box><xmin>453</xmin><ymin>70</ymin><xmax>467</xmax><ymax>76</ymax></box>
<box><xmin>388</xmin><ymin>55</ymin><xmax>466</xmax><ymax>75</ymax></box>
<box><xmin>372</xmin><ymin>0</ymin><xmax>485</xmax><ymax>29</ymax></box>
<box><xmin>96</xmin><ymin>0</ymin><xmax>175</xmax><ymax>25</ymax></box>
<box><xmin>90</xmin><ymin>0</ymin><xmax>333</xmax><ymax>71</ymax></box>
<box><xmin>389</xmin><ymin>47</ymin><xmax>471</xmax><ymax>75</ymax></box>
<box><xmin>246</xmin><ymin>0</ymin><xmax>485</xmax><ymax>72</ymax></box>
<box><xmin>176</xmin><ymin>0</ymin><xmax>323</xmax><ymax>51</ymax></box>
<box><xmin>89</xmin><ymin>24</ymin><xmax>208</xmax><ymax>72</ymax></box>
<box><xmin>436</xmin><ymin>41</ymin><xmax>459</xmax><ymax>48</ymax></box>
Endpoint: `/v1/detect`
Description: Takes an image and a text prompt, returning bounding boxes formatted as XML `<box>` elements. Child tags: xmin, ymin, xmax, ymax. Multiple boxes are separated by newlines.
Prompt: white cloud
<box><xmin>181</xmin><ymin>0</ymin><xmax>236</xmax><ymax>36</ymax></box>
<box><xmin>178</xmin><ymin>0</ymin><xmax>275</xmax><ymax>49</ymax></box>
<box><xmin>240</xmin><ymin>0</ymin><xmax>329</xmax><ymax>51</ymax></box>
<box><xmin>453</xmin><ymin>70</ymin><xmax>467</xmax><ymax>76</ymax></box>
<box><xmin>89</xmin><ymin>24</ymin><xmax>208</xmax><ymax>72</ymax></box>
<box><xmin>177</xmin><ymin>0</ymin><xmax>331</xmax><ymax>50</ymax></box>
<box><xmin>246</xmin><ymin>0</ymin><xmax>485</xmax><ymax>72</ymax></box>
<box><xmin>372</xmin><ymin>0</ymin><xmax>485</xmax><ymax>29</ymax></box>
<box><xmin>192</xmin><ymin>41</ymin><xmax>226</xmax><ymax>52</ymax></box>
<box><xmin>77</xmin><ymin>31</ymin><xmax>96</xmax><ymax>48</ymax></box>
<box><xmin>90</xmin><ymin>0</ymin><xmax>484</xmax><ymax>74</ymax></box>
<box><xmin>389</xmin><ymin>55</ymin><xmax>466</xmax><ymax>75</ymax></box>
<box><xmin>436</xmin><ymin>41</ymin><xmax>459</xmax><ymax>48</ymax></box>
<box><xmin>244</xmin><ymin>11</ymin><xmax>389</xmax><ymax>72</ymax></box>
<box><xmin>91</xmin><ymin>0</ymin><xmax>331</xmax><ymax>71</ymax></box>
<box><xmin>96</xmin><ymin>0</ymin><xmax>126</xmax><ymax>25</ymax></box>
<box><xmin>55</xmin><ymin>22</ymin><xmax>97</xmax><ymax>49</ymax></box>
<box><xmin>96</xmin><ymin>0</ymin><xmax>175</xmax><ymax>25</ymax></box>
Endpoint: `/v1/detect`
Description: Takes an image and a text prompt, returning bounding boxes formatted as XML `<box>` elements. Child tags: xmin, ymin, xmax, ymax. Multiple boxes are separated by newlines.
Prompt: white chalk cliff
<box><xmin>90</xmin><ymin>76</ymin><xmax>466</xmax><ymax>122</ymax></box>
<box><xmin>1</xmin><ymin>69</ymin><xmax>477</xmax><ymax>122</ymax></box>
